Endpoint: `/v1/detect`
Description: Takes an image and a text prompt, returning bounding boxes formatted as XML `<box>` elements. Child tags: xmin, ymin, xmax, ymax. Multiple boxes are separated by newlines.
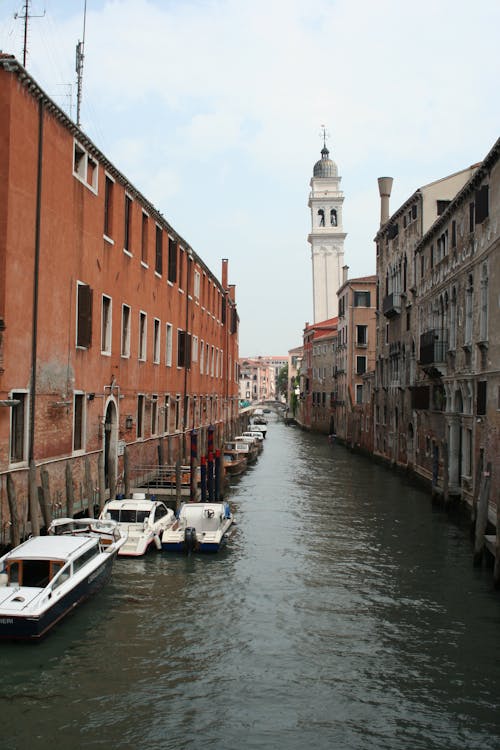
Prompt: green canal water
<box><xmin>2</xmin><ymin>418</ymin><xmax>500</xmax><ymax>749</ymax></box>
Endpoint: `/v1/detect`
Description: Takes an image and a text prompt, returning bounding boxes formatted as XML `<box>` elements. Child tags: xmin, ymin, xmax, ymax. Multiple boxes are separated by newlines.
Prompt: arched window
<box><xmin>480</xmin><ymin>261</ymin><xmax>488</xmax><ymax>341</ymax></box>
<box><xmin>318</xmin><ymin>209</ymin><xmax>325</xmax><ymax>227</ymax></box>
<box><xmin>330</xmin><ymin>209</ymin><xmax>337</xmax><ymax>226</ymax></box>
<box><xmin>449</xmin><ymin>287</ymin><xmax>457</xmax><ymax>350</ymax></box>
<box><xmin>465</xmin><ymin>274</ymin><xmax>473</xmax><ymax>345</ymax></box>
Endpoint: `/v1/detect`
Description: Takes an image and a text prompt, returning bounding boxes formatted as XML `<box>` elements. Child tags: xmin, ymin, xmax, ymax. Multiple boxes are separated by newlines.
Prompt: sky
<box><xmin>1</xmin><ymin>0</ymin><xmax>499</xmax><ymax>357</ymax></box>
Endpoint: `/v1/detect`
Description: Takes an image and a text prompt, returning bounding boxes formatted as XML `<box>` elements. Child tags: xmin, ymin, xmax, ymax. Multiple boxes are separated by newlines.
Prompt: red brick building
<box><xmin>0</xmin><ymin>55</ymin><xmax>239</xmax><ymax>544</ymax></box>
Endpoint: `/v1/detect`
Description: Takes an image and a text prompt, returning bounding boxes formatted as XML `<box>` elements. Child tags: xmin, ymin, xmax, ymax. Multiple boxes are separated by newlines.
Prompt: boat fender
<box><xmin>154</xmin><ymin>534</ymin><xmax>162</xmax><ymax>551</ymax></box>
<box><xmin>223</xmin><ymin>504</ymin><xmax>231</xmax><ymax>519</ymax></box>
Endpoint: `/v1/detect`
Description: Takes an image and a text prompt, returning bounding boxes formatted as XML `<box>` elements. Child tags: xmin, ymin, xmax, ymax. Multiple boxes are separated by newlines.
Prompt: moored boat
<box><xmin>223</xmin><ymin>448</ymin><xmax>247</xmax><ymax>476</ymax></box>
<box><xmin>161</xmin><ymin>502</ymin><xmax>234</xmax><ymax>553</ymax></box>
<box><xmin>0</xmin><ymin>528</ymin><xmax>125</xmax><ymax>640</ymax></box>
<box><xmin>99</xmin><ymin>493</ymin><xmax>175</xmax><ymax>556</ymax></box>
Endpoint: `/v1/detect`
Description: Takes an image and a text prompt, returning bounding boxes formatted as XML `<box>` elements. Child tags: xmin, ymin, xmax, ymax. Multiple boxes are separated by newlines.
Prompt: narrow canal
<box><xmin>2</xmin><ymin>418</ymin><xmax>500</xmax><ymax>750</ymax></box>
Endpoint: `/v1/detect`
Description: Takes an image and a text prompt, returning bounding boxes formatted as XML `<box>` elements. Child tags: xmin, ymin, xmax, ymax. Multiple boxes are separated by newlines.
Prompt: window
<box><xmin>477</xmin><ymin>381</ymin><xmax>487</xmax><ymax>416</ymax></box>
<box><xmin>73</xmin><ymin>392</ymin><xmax>85</xmax><ymax>452</ymax></box>
<box><xmin>469</xmin><ymin>201</ymin><xmax>475</xmax><ymax>233</ymax></box>
<box><xmin>175</xmin><ymin>395</ymin><xmax>181</xmax><ymax>431</ymax></box>
<box><xmin>141</xmin><ymin>212</ymin><xmax>149</xmax><ymax>264</ymax></box>
<box><xmin>354</xmin><ymin>291</ymin><xmax>371</xmax><ymax>307</ymax></box>
<box><xmin>139</xmin><ymin>312</ymin><xmax>147</xmax><ymax>361</ymax></box>
<box><xmin>73</xmin><ymin>142</ymin><xmax>85</xmax><ymax>179</ymax></box>
<box><xmin>165</xmin><ymin>323</ymin><xmax>173</xmax><ymax>366</ymax></box>
<box><xmin>356</xmin><ymin>325</ymin><xmax>367</xmax><ymax>346</ymax></box>
<box><xmin>168</xmin><ymin>237</ymin><xmax>177</xmax><ymax>283</ymax></box>
<box><xmin>163</xmin><ymin>395</ymin><xmax>170</xmax><ymax>433</ymax></box>
<box><xmin>480</xmin><ymin>262</ymin><xmax>488</xmax><ymax>342</ymax></box>
<box><xmin>194</xmin><ymin>270</ymin><xmax>201</xmax><ymax>300</ymax></box>
<box><xmin>124</xmin><ymin>195</ymin><xmax>132</xmax><ymax>254</ymax></box>
<box><xmin>179</xmin><ymin>248</ymin><xmax>185</xmax><ymax>290</ymax></box>
<box><xmin>177</xmin><ymin>330</ymin><xmax>191</xmax><ymax>368</ymax></box>
<box><xmin>451</xmin><ymin>220</ymin><xmax>457</xmax><ymax>248</ymax></box>
<box><xmin>73</xmin><ymin>141</ymin><xmax>98</xmax><ymax>192</ymax></box>
<box><xmin>200</xmin><ymin>339</ymin><xmax>204</xmax><ymax>374</ymax></box>
<box><xmin>101</xmin><ymin>295</ymin><xmax>112</xmax><ymax>354</ymax></box>
<box><xmin>356</xmin><ymin>356</ymin><xmax>367</xmax><ymax>375</ymax></box>
<box><xmin>76</xmin><ymin>282</ymin><xmax>92</xmax><ymax>349</ymax></box>
<box><xmin>356</xmin><ymin>384</ymin><xmax>363</xmax><ymax>404</ymax></box>
<box><xmin>137</xmin><ymin>395</ymin><xmax>145</xmax><ymax>438</ymax></box>
<box><xmin>10</xmin><ymin>391</ymin><xmax>27</xmax><ymax>463</ymax></box>
<box><xmin>151</xmin><ymin>394</ymin><xmax>158</xmax><ymax>435</ymax></box>
<box><xmin>192</xmin><ymin>335</ymin><xmax>199</xmax><ymax>363</ymax></box>
<box><xmin>153</xmin><ymin>318</ymin><xmax>160</xmax><ymax>364</ymax></box>
<box><xmin>475</xmin><ymin>185</ymin><xmax>489</xmax><ymax>224</ymax></box>
<box><xmin>318</xmin><ymin>209</ymin><xmax>325</xmax><ymax>226</ymax></box>
<box><xmin>104</xmin><ymin>175</ymin><xmax>114</xmax><ymax>239</ymax></box>
<box><xmin>155</xmin><ymin>225</ymin><xmax>163</xmax><ymax>275</ymax></box>
<box><xmin>121</xmin><ymin>304</ymin><xmax>131</xmax><ymax>358</ymax></box>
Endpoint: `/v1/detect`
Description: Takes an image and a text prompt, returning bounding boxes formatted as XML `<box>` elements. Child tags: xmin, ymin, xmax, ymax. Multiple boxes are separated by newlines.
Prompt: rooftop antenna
<box><xmin>75</xmin><ymin>0</ymin><xmax>87</xmax><ymax>128</ymax></box>
<box><xmin>14</xmin><ymin>1</ymin><xmax>45</xmax><ymax>67</ymax></box>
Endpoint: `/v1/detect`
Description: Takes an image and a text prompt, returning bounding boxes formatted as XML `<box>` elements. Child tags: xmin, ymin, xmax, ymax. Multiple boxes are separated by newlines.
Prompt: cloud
<box><xmin>1</xmin><ymin>0</ymin><xmax>499</xmax><ymax>353</ymax></box>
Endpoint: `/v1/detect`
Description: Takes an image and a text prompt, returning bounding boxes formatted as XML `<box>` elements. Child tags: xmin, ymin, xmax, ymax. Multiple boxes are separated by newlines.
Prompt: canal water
<box><xmin>2</xmin><ymin>418</ymin><xmax>500</xmax><ymax>749</ymax></box>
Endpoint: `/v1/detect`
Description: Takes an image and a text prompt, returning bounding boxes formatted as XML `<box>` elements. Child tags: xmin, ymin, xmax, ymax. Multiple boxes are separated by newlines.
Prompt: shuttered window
<box><xmin>168</xmin><ymin>237</ymin><xmax>177</xmax><ymax>283</ymax></box>
<box><xmin>477</xmin><ymin>381</ymin><xmax>487</xmax><ymax>416</ymax></box>
<box><xmin>77</xmin><ymin>283</ymin><xmax>92</xmax><ymax>349</ymax></box>
<box><xmin>475</xmin><ymin>185</ymin><xmax>489</xmax><ymax>224</ymax></box>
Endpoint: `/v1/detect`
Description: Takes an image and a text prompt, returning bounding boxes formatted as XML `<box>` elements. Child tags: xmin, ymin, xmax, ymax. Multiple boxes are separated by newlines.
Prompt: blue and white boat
<box><xmin>161</xmin><ymin>502</ymin><xmax>234</xmax><ymax>553</ymax></box>
<box><xmin>0</xmin><ymin>521</ymin><xmax>125</xmax><ymax>640</ymax></box>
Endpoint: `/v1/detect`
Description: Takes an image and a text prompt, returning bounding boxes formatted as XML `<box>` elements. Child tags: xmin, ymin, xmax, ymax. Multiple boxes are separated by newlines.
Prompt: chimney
<box><xmin>221</xmin><ymin>258</ymin><xmax>228</xmax><ymax>289</ymax></box>
<box><xmin>378</xmin><ymin>177</ymin><xmax>393</xmax><ymax>226</ymax></box>
<box><xmin>342</xmin><ymin>265</ymin><xmax>349</xmax><ymax>284</ymax></box>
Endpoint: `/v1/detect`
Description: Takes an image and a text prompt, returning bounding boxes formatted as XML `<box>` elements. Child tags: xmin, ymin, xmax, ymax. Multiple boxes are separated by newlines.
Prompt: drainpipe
<box><xmin>182</xmin><ymin>251</ymin><xmax>193</xmax><ymax>459</ymax></box>
<box><xmin>29</xmin><ymin>99</ymin><xmax>44</xmax><ymax>461</ymax></box>
<box><xmin>27</xmin><ymin>98</ymin><xmax>44</xmax><ymax>536</ymax></box>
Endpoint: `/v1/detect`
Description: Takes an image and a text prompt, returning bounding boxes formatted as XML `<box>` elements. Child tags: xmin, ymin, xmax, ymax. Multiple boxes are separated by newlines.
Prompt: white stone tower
<box><xmin>307</xmin><ymin>134</ymin><xmax>346</xmax><ymax>322</ymax></box>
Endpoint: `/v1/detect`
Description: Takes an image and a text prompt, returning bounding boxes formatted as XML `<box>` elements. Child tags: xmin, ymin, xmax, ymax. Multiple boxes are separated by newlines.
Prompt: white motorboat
<box><xmin>0</xmin><ymin>524</ymin><xmax>125</xmax><ymax>640</ymax></box>
<box><xmin>99</xmin><ymin>493</ymin><xmax>175</xmax><ymax>557</ymax></box>
<box><xmin>161</xmin><ymin>502</ymin><xmax>234</xmax><ymax>553</ymax></box>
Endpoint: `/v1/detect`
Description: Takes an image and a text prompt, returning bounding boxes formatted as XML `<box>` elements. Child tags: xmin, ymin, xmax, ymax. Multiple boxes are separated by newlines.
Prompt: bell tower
<box><xmin>307</xmin><ymin>130</ymin><xmax>346</xmax><ymax>322</ymax></box>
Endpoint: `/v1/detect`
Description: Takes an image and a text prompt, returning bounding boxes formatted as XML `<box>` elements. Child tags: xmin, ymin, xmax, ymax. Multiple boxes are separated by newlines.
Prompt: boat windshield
<box><xmin>107</xmin><ymin>509</ymin><xmax>150</xmax><ymax>524</ymax></box>
<box><xmin>7</xmin><ymin>559</ymin><xmax>63</xmax><ymax>588</ymax></box>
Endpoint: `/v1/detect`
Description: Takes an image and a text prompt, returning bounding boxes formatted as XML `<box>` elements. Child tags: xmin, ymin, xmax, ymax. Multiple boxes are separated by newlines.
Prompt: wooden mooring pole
<box><xmin>65</xmin><ymin>462</ymin><xmax>74</xmax><ymax>518</ymax></box>
<box><xmin>39</xmin><ymin>467</ymin><xmax>53</xmax><ymax>530</ymax></box>
<box><xmin>473</xmin><ymin>461</ymin><xmax>491</xmax><ymax>566</ymax></box>
<box><xmin>29</xmin><ymin>459</ymin><xmax>40</xmax><ymax>536</ymax></box>
<box><xmin>6</xmin><ymin>474</ymin><xmax>20</xmax><ymax>547</ymax></box>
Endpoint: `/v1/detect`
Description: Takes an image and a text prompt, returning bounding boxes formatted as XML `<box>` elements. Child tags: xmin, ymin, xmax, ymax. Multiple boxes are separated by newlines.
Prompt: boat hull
<box><xmin>0</xmin><ymin>553</ymin><xmax>116</xmax><ymax>641</ymax></box>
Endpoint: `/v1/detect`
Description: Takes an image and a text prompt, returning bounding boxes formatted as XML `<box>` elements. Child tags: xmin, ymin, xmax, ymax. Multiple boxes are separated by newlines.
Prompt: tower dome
<box><xmin>313</xmin><ymin>145</ymin><xmax>337</xmax><ymax>178</ymax></box>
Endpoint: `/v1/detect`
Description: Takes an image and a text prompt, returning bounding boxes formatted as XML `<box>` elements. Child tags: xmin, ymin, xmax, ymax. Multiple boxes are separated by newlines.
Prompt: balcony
<box><xmin>382</xmin><ymin>292</ymin><xmax>401</xmax><ymax>319</ymax></box>
<box><xmin>419</xmin><ymin>329</ymin><xmax>448</xmax><ymax>376</ymax></box>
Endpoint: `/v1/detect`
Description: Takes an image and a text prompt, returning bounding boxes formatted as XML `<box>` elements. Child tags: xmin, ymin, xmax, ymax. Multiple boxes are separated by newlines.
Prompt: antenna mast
<box><xmin>14</xmin><ymin>1</ymin><xmax>45</xmax><ymax>67</ymax></box>
<box><xmin>75</xmin><ymin>0</ymin><xmax>87</xmax><ymax>128</ymax></box>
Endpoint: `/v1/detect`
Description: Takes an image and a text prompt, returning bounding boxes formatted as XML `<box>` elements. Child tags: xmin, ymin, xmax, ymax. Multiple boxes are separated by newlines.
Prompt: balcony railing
<box><xmin>382</xmin><ymin>292</ymin><xmax>401</xmax><ymax>318</ymax></box>
<box><xmin>419</xmin><ymin>329</ymin><xmax>448</xmax><ymax>366</ymax></box>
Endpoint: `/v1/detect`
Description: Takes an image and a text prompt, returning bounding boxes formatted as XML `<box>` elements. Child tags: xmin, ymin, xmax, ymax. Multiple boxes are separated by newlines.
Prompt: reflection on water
<box><xmin>2</xmin><ymin>420</ymin><xmax>500</xmax><ymax>749</ymax></box>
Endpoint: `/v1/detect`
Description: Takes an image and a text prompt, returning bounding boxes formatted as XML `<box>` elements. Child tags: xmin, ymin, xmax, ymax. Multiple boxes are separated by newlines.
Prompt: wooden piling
<box><xmin>6</xmin><ymin>473</ymin><xmax>20</xmax><ymax>547</ymax></box>
<box><xmin>175</xmin><ymin>459</ymin><xmax>182</xmax><ymax>512</ymax></box>
<box><xmin>84</xmin><ymin>457</ymin><xmax>94</xmax><ymax>518</ymax></box>
<box><xmin>28</xmin><ymin>459</ymin><xmax>40</xmax><ymax>536</ymax></box>
<box><xmin>65</xmin><ymin>461</ymin><xmax>74</xmax><ymax>518</ymax></box>
<box><xmin>98</xmin><ymin>452</ymin><xmax>106</xmax><ymax>511</ymax></box>
<box><xmin>473</xmin><ymin>461</ymin><xmax>491</xmax><ymax>566</ymax></box>
<box><xmin>40</xmin><ymin>467</ymin><xmax>53</xmax><ymax>529</ymax></box>
<box><xmin>494</xmin><ymin>487</ymin><xmax>500</xmax><ymax>588</ymax></box>
<box><xmin>124</xmin><ymin>445</ymin><xmax>130</xmax><ymax>497</ymax></box>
